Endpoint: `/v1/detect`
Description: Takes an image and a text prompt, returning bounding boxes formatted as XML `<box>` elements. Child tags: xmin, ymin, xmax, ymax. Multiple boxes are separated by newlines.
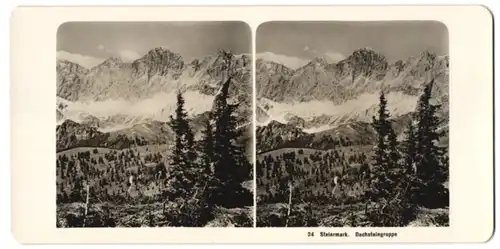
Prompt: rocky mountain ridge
<box><xmin>256</xmin><ymin>48</ymin><xmax>449</xmax><ymax>132</ymax></box>
<box><xmin>57</xmin><ymin>48</ymin><xmax>252</xmax><ymax>132</ymax></box>
<box><xmin>257</xmin><ymin>48</ymin><xmax>448</xmax><ymax>104</ymax></box>
<box><xmin>58</xmin><ymin>47</ymin><xmax>251</xmax><ymax>102</ymax></box>
<box><xmin>256</xmin><ymin>48</ymin><xmax>449</xmax><ymax>152</ymax></box>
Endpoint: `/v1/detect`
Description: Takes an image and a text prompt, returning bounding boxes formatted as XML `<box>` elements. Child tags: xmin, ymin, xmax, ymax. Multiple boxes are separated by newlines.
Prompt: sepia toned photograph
<box><xmin>10</xmin><ymin>5</ymin><xmax>494</xmax><ymax>244</ymax></box>
<box><xmin>55</xmin><ymin>22</ymin><xmax>254</xmax><ymax>227</ymax></box>
<box><xmin>255</xmin><ymin>21</ymin><xmax>450</xmax><ymax>227</ymax></box>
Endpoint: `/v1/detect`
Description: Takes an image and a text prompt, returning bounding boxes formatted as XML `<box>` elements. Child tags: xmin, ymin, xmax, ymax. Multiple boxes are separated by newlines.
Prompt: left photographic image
<box><xmin>56</xmin><ymin>22</ymin><xmax>254</xmax><ymax>227</ymax></box>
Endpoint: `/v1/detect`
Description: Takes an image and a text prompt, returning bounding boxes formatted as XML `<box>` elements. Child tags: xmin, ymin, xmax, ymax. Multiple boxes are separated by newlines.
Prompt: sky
<box><xmin>256</xmin><ymin>21</ymin><xmax>449</xmax><ymax>69</ymax></box>
<box><xmin>57</xmin><ymin>22</ymin><xmax>251</xmax><ymax>68</ymax></box>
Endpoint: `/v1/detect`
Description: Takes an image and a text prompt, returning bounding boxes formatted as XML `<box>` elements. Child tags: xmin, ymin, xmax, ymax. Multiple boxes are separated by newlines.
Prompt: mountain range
<box><xmin>57</xmin><ymin>47</ymin><xmax>449</xmax><ymax>154</ymax></box>
<box><xmin>256</xmin><ymin>48</ymin><xmax>449</xmax><ymax>153</ymax></box>
<box><xmin>57</xmin><ymin>47</ymin><xmax>252</xmax><ymax>152</ymax></box>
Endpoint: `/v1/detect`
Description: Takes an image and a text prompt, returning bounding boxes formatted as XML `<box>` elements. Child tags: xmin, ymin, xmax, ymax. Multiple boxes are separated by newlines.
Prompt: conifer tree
<box><xmin>198</xmin><ymin>115</ymin><xmax>218</xmax><ymax>212</ymax></box>
<box><xmin>210</xmin><ymin>49</ymin><xmax>251</xmax><ymax>206</ymax></box>
<box><xmin>367</xmin><ymin>92</ymin><xmax>399</xmax><ymax>201</ymax></box>
<box><xmin>414</xmin><ymin>80</ymin><xmax>448</xmax><ymax>208</ymax></box>
<box><xmin>398</xmin><ymin>120</ymin><xmax>421</xmax><ymax>223</ymax></box>
<box><xmin>213</xmin><ymin>100</ymin><xmax>249</xmax><ymax>195</ymax></box>
<box><xmin>366</xmin><ymin>91</ymin><xmax>412</xmax><ymax>226</ymax></box>
<box><xmin>371</xmin><ymin>92</ymin><xmax>390</xmax><ymax>170</ymax></box>
<box><xmin>164</xmin><ymin>91</ymin><xmax>198</xmax><ymax>201</ymax></box>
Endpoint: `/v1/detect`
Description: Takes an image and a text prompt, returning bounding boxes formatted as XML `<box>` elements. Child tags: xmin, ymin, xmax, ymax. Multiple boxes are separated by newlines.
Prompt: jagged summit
<box><xmin>57</xmin><ymin>47</ymin><xmax>250</xmax><ymax>100</ymax></box>
<box><xmin>336</xmin><ymin>48</ymin><xmax>389</xmax><ymax>78</ymax></box>
<box><xmin>131</xmin><ymin>47</ymin><xmax>185</xmax><ymax>77</ymax></box>
<box><xmin>143</xmin><ymin>47</ymin><xmax>182</xmax><ymax>61</ymax></box>
<box><xmin>258</xmin><ymin>48</ymin><xmax>448</xmax><ymax>102</ymax></box>
<box><xmin>91</xmin><ymin>56</ymin><xmax>123</xmax><ymax>70</ymax></box>
<box><xmin>348</xmin><ymin>47</ymin><xmax>387</xmax><ymax>62</ymax></box>
<box><xmin>56</xmin><ymin>47</ymin><xmax>252</xmax><ymax>132</ymax></box>
<box><xmin>256</xmin><ymin>48</ymin><xmax>449</xmax><ymax>132</ymax></box>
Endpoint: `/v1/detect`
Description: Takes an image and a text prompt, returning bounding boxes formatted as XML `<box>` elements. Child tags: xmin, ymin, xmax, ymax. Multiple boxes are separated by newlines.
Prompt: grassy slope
<box><xmin>255</xmin><ymin>145</ymin><xmax>449</xmax><ymax>227</ymax></box>
<box><xmin>57</xmin><ymin>145</ymin><xmax>253</xmax><ymax>227</ymax></box>
<box><xmin>256</xmin><ymin>146</ymin><xmax>373</xmax><ymax>200</ymax></box>
<box><xmin>57</xmin><ymin>146</ymin><xmax>168</xmax><ymax>198</ymax></box>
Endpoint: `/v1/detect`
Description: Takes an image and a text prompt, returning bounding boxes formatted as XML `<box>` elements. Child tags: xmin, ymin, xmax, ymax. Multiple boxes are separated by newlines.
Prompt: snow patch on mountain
<box><xmin>257</xmin><ymin>91</ymin><xmax>418</xmax><ymax>131</ymax></box>
<box><xmin>57</xmin><ymin>91</ymin><xmax>214</xmax><ymax>131</ymax></box>
<box><xmin>302</xmin><ymin>125</ymin><xmax>336</xmax><ymax>134</ymax></box>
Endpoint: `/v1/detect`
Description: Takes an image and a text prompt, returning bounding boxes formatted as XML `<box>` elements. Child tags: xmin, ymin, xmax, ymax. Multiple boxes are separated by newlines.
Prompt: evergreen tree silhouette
<box><xmin>414</xmin><ymin>80</ymin><xmax>448</xmax><ymax>208</ymax></box>
<box><xmin>164</xmin><ymin>91</ymin><xmax>198</xmax><ymax>201</ymax></box>
<box><xmin>199</xmin><ymin>114</ymin><xmax>217</xmax><ymax>211</ymax></box>
<box><xmin>367</xmin><ymin>92</ymin><xmax>399</xmax><ymax>201</ymax></box>
<box><xmin>211</xmin><ymin>49</ymin><xmax>251</xmax><ymax>207</ymax></box>
<box><xmin>366</xmin><ymin>91</ymin><xmax>413</xmax><ymax>226</ymax></box>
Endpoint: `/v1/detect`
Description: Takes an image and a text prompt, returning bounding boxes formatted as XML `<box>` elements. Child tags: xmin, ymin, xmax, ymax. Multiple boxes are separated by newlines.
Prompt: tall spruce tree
<box><xmin>372</xmin><ymin>92</ymin><xmax>390</xmax><ymax>168</ymax></box>
<box><xmin>211</xmin><ymin>50</ymin><xmax>252</xmax><ymax>207</ymax></box>
<box><xmin>414</xmin><ymin>80</ymin><xmax>448</xmax><ymax>208</ymax></box>
<box><xmin>165</xmin><ymin>91</ymin><xmax>198</xmax><ymax>200</ymax></box>
<box><xmin>399</xmin><ymin>120</ymin><xmax>420</xmax><ymax>223</ymax></box>
<box><xmin>367</xmin><ymin>92</ymin><xmax>400</xmax><ymax>201</ymax></box>
<box><xmin>198</xmin><ymin>114</ymin><xmax>218</xmax><ymax>213</ymax></box>
<box><xmin>366</xmin><ymin>91</ymin><xmax>412</xmax><ymax>226</ymax></box>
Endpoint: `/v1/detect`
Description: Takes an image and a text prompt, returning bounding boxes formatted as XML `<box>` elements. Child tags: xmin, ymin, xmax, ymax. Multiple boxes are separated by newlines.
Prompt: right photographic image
<box><xmin>255</xmin><ymin>21</ymin><xmax>449</xmax><ymax>227</ymax></box>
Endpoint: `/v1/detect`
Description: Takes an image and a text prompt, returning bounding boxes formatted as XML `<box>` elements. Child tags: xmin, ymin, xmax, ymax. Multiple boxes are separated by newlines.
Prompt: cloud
<box><xmin>303</xmin><ymin>45</ymin><xmax>318</xmax><ymax>55</ymax></box>
<box><xmin>325</xmin><ymin>52</ymin><xmax>346</xmax><ymax>63</ymax></box>
<box><xmin>56</xmin><ymin>50</ymin><xmax>105</xmax><ymax>68</ymax></box>
<box><xmin>98</xmin><ymin>44</ymin><xmax>105</xmax><ymax>50</ymax></box>
<box><xmin>257</xmin><ymin>52</ymin><xmax>309</xmax><ymax>70</ymax></box>
<box><xmin>118</xmin><ymin>49</ymin><xmax>141</xmax><ymax>62</ymax></box>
